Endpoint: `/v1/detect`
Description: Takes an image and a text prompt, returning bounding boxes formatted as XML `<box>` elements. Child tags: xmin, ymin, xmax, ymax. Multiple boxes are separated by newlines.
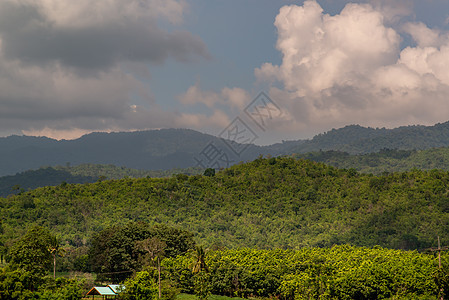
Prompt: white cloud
<box><xmin>257</xmin><ymin>0</ymin><xmax>400</xmax><ymax>97</ymax></box>
<box><xmin>252</xmin><ymin>0</ymin><xmax>449</xmax><ymax>137</ymax></box>
<box><xmin>402</xmin><ymin>22</ymin><xmax>447</xmax><ymax>48</ymax></box>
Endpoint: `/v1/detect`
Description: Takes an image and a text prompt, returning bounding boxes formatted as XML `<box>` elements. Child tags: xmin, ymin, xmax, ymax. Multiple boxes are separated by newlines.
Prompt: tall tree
<box><xmin>48</xmin><ymin>236</ymin><xmax>65</xmax><ymax>279</ymax></box>
<box><xmin>8</xmin><ymin>226</ymin><xmax>55</xmax><ymax>290</ymax></box>
<box><xmin>136</xmin><ymin>237</ymin><xmax>166</xmax><ymax>298</ymax></box>
<box><xmin>191</xmin><ymin>246</ymin><xmax>210</xmax><ymax>300</ymax></box>
<box><xmin>89</xmin><ymin>222</ymin><xmax>195</xmax><ymax>282</ymax></box>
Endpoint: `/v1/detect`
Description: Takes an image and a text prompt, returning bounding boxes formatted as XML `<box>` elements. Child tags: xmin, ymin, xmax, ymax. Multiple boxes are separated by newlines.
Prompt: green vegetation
<box><xmin>2</xmin><ymin>156</ymin><xmax>449</xmax><ymax>251</ymax></box>
<box><xmin>122</xmin><ymin>271</ymin><xmax>158</xmax><ymax>300</ymax></box>
<box><xmin>55</xmin><ymin>164</ymin><xmax>203</xmax><ymax>180</ymax></box>
<box><xmin>3</xmin><ymin>156</ymin><xmax>449</xmax><ymax>298</ymax></box>
<box><xmin>165</xmin><ymin>247</ymin><xmax>449</xmax><ymax>299</ymax></box>
<box><xmin>0</xmin><ymin>164</ymin><xmax>203</xmax><ymax>197</ymax></box>
<box><xmin>294</xmin><ymin>147</ymin><xmax>449</xmax><ymax>174</ymax></box>
<box><xmin>89</xmin><ymin>222</ymin><xmax>195</xmax><ymax>282</ymax></box>
<box><xmin>177</xmin><ymin>294</ymin><xmax>244</xmax><ymax>300</ymax></box>
<box><xmin>0</xmin><ymin>226</ymin><xmax>85</xmax><ymax>299</ymax></box>
<box><xmin>294</xmin><ymin>122</ymin><xmax>449</xmax><ymax>154</ymax></box>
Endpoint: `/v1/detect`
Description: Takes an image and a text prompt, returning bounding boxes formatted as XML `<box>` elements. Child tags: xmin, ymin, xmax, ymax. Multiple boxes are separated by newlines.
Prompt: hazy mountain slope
<box><xmin>0</xmin><ymin>129</ymin><xmax>275</xmax><ymax>176</ymax></box>
<box><xmin>3</xmin><ymin>121</ymin><xmax>449</xmax><ymax>176</ymax></box>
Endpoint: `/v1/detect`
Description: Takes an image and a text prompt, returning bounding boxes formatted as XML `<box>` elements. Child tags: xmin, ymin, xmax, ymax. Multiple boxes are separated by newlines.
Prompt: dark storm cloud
<box><xmin>0</xmin><ymin>0</ymin><xmax>209</xmax><ymax>71</ymax></box>
<box><xmin>0</xmin><ymin>0</ymin><xmax>213</xmax><ymax>138</ymax></box>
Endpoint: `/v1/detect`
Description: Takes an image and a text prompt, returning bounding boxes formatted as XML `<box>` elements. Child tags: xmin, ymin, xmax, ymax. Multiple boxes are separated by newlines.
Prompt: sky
<box><xmin>2</xmin><ymin>0</ymin><xmax>449</xmax><ymax>144</ymax></box>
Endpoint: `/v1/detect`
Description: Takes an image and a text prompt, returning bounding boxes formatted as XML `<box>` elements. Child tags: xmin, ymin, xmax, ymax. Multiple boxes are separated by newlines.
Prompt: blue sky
<box><xmin>1</xmin><ymin>0</ymin><xmax>449</xmax><ymax>144</ymax></box>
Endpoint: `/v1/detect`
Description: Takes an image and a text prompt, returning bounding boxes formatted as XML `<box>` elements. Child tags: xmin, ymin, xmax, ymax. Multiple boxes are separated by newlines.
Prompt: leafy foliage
<box><xmin>2</xmin><ymin>157</ymin><xmax>449</xmax><ymax>253</ymax></box>
<box><xmin>122</xmin><ymin>271</ymin><xmax>158</xmax><ymax>300</ymax></box>
<box><xmin>9</xmin><ymin>226</ymin><xmax>54</xmax><ymax>278</ymax></box>
<box><xmin>164</xmin><ymin>246</ymin><xmax>448</xmax><ymax>299</ymax></box>
<box><xmin>294</xmin><ymin>147</ymin><xmax>449</xmax><ymax>174</ymax></box>
<box><xmin>88</xmin><ymin>222</ymin><xmax>195</xmax><ymax>282</ymax></box>
<box><xmin>0</xmin><ymin>227</ymin><xmax>84</xmax><ymax>299</ymax></box>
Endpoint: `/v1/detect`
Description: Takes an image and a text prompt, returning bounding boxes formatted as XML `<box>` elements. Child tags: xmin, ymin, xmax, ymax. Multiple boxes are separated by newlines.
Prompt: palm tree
<box><xmin>191</xmin><ymin>246</ymin><xmax>208</xmax><ymax>273</ymax></box>
<box><xmin>48</xmin><ymin>236</ymin><xmax>65</xmax><ymax>279</ymax></box>
<box><xmin>191</xmin><ymin>246</ymin><xmax>210</xmax><ymax>300</ymax></box>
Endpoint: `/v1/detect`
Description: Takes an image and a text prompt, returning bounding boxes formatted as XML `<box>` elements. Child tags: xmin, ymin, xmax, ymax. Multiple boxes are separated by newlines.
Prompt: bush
<box><xmin>122</xmin><ymin>271</ymin><xmax>158</xmax><ymax>300</ymax></box>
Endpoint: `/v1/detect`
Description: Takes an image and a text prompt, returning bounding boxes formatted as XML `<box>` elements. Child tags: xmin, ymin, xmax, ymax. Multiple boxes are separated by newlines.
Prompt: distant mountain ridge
<box><xmin>0</xmin><ymin>129</ymin><xmax>302</xmax><ymax>176</ymax></box>
<box><xmin>3</xmin><ymin>121</ymin><xmax>449</xmax><ymax>176</ymax></box>
<box><xmin>295</xmin><ymin>122</ymin><xmax>449</xmax><ymax>154</ymax></box>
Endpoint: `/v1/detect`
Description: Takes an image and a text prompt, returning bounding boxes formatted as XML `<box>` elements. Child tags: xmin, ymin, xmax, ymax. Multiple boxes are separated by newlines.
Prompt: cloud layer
<box><xmin>4</xmin><ymin>0</ymin><xmax>449</xmax><ymax>142</ymax></box>
<box><xmin>0</xmin><ymin>0</ymin><xmax>213</xmax><ymax>139</ymax></box>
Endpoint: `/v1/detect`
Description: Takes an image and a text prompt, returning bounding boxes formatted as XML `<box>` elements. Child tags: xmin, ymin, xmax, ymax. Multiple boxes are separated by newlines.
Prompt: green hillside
<box><xmin>293</xmin><ymin>121</ymin><xmax>449</xmax><ymax>154</ymax></box>
<box><xmin>294</xmin><ymin>147</ymin><xmax>449</xmax><ymax>174</ymax></box>
<box><xmin>3</xmin><ymin>157</ymin><xmax>449</xmax><ymax>298</ymax></box>
<box><xmin>1</xmin><ymin>156</ymin><xmax>449</xmax><ymax>252</ymax></box>
<box><xmin>0</xmin><ymin>164</ymin><xmax>203</xmax><ymax>197</ymax></box>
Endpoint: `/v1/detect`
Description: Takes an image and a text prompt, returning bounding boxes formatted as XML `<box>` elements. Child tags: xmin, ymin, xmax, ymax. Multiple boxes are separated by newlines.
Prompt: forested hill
<box><xmin>294</xmin><ymin>147</ymin><xmax>449</xmax><ymax>174</ymax></box>
<box><xmin>294</xmin><ymin>121</ymin><xmax>449</xmax><ymax>154</ymax></box>
<box><xmin>0</xmin><ymin>164</ymin><xmax>203</xmax><ymax>197</ymax></box>
<box><xmin>1</xmin><ymin>156</ymin><xmax>449</xmax><ymax>252</ymax></box>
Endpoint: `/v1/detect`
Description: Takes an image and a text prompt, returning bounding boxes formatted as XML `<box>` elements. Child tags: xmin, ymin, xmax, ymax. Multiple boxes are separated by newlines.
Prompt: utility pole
<box><xmin>426</xmin><ymin>236</ymin><xmax>449</xmax><ymax>299</ymax></box>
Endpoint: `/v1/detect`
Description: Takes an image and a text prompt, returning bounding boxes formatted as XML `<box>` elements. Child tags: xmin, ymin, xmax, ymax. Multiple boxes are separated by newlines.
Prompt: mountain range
<box><xmin>2</xmin><ymin>121</ymin><xmax>449</xmax><ymax>176</ymax></box>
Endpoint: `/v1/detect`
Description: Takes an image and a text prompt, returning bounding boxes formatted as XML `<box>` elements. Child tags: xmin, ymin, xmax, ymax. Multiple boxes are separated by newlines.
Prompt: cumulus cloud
<box><xmin>0</xmin><ymin>0</ymin><xmax>210</xmax><ymax>139</ymax></box>
<box><xmin>253</xmin><ymin>0</ymin><xmax>449</xmax><ymax>136</ymax></box>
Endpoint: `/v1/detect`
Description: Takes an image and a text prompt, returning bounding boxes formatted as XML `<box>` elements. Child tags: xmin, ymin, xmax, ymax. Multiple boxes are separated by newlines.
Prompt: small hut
<box><xmin>86</xmin><ymin>285</ymin><xmax>124</xmax><ymax>299</ymax></box>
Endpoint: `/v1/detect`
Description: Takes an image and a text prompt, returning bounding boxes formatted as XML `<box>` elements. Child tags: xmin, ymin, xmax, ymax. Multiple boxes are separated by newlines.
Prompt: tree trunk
<box><xmin>53</xmin><ymin>254</ymin><xmax>56</xmax><ymax>280</ymax></box>
<box><xmin>158</xmin><ymin>256</ymin><xmax>161</xmax><ymax>299</ymax></box>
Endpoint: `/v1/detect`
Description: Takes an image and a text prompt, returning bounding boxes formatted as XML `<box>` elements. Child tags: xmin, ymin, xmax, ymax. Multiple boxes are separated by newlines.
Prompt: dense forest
<box><xmin>4</xmin><ymin>145</ymin><xmax>449</xmax><ymax>197</ymax></box>
<box><xmin>2</xmin><ymin>156</ymin><xmax>449</xmax><ymax>251</ymax></box>
<box><xmin>294</xmin><ymin>147</ymin><xmax>449</xmax><ymax>174</ymax></box>
<box><xmin>294</xmin><ymin>121</ymin><xmax>449</xmax><ymax>154</ymax></box>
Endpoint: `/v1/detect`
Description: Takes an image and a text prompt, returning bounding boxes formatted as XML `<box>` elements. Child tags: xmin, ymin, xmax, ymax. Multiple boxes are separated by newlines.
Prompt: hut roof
<box><xmin>86</xmin><ymin>286</ymin><xmax>117</xmax><ymax>296</ymax></box>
